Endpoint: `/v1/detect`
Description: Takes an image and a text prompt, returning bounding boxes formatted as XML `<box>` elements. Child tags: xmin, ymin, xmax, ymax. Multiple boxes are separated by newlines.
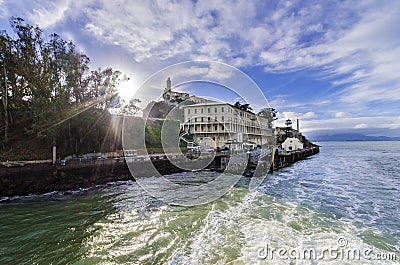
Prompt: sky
<box><xmin>1</xmin><ymin>0</ymin><xmax>400</xmax><ymax>137</ymax></box>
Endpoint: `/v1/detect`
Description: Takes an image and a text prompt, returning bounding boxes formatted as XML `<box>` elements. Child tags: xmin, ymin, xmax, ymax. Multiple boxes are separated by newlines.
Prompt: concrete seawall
<box><xmin>0</xmin><ymin>159</ymin><xmax>185</xmax><ymax>197</ymax></box>
<box><xmin>0</xmin><ymin>146</ymin><xmax>319</xmax><ymax>198</ymax></box>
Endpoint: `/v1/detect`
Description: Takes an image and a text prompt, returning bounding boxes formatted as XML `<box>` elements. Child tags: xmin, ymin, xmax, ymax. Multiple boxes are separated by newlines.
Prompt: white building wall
<box><xmin>181</xmin><ymin>103</ymin><xmax>273</xmax><ymax>149</ymax></box>
<box><xmin>282</xmin><ymin>137</ymin><xmax>303</xmax><ymax>151</ymax></box>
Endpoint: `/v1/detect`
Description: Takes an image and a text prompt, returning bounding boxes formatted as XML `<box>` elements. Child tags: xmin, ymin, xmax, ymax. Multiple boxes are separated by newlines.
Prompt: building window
<box><xmin>221</xmin><ymin>107</ymin><xmax>224</xmax><ymax>112</ymax></box>
<box><xmin>222</xmin><ymin>116</ymin><xmax>224</xmax><ymax>121</ymax></box>
<box><xmin>215</xmin><ymin>116</ymin><xmax>217</xmax><ymax>121</ymax></box>
<box><xmin>201</xmin><ymin>108</ymin><xmax>204</xmax><ymax>114</ymax></box>
<box><xmin>194</xmin><ymin>109</ymin><xmax>197</xmax><ymax>114</ymax></box>
<box><xmin>221</xmin><ymin>125</ymin><xmax>224</xmax><ymax>130</ymax></box>
<box><xmin>195</xmin><ymin>117</ymin><xmax>197</xmax><ymax>122</ymax></box>
<box><xmin>188</xmin><ymin>109</ymin><xmax>190</xmax><ymax>114</ymax></box>
<box><xmin>201</xmin><ymin>117</ymin><xmax>204</xmax><ymax>122</ymax></box>
<box><xmin>201</xmin><ymin>125</ymin><xmax>204</xmax><ymax>131</ymax></box>
<box><xmin>208</xmin><ymin>108</ymin><xmax>210</xmax><ymax>113</ymax></box>
<box><xmin>214</xmin><ymin>125</ymin><xmax>218</xmax><ymax>131</ymax></box>
<box><xmin>208</xmin><ymin>117</ymin><xmax>211</xmax><ymax>121</ymax></box>
<box><xmin>215</xmin><ymin>107</ymin><xmax>217</xmax><ymax>113</ymax></box>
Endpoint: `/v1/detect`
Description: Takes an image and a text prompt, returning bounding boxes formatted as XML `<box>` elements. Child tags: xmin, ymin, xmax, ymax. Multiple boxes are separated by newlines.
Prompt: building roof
<box><xmin>188</xmin><ymin>95</ymin><xmax>213</xmax><ymax>99</ymax></box>
<box><xmin>181</xmin><ymin>101</ymin><xmax>225</xmax><ymax>107</ymax></box>
<box><xmin>182</xmin><ymin>101</ymin><xmax>261</xmax><ymax>115</ymax></box>
<box><xmin>283</xmin><ymin>137</ymin><xmax>303</xmax><ymax>143</ymax></box>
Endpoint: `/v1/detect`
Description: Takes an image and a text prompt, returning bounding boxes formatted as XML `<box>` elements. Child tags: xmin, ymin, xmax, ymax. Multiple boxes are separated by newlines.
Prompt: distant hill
<box><xmin>311</xmin><ymin>133</ymin><xmax>400</xmax><ymax>142</ymax></box>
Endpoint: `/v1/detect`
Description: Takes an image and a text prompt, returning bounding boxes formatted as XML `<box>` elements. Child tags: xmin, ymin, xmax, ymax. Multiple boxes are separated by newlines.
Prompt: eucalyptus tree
<box><xmin>0</xmin><ymin>17</ymin><xmax>139</xmax><ymax>158</ymax></box>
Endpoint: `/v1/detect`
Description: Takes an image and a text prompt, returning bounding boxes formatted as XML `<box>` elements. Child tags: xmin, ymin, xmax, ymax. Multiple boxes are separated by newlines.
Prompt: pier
<box><xmin>271</xmin><ymin>146</ymin><xmax>320</xmax><ymax>171</ymax></box>
<box><xmin>208</xmin><ymin>145</ymin><xmax>320</xmax><ymax>176</ymax></box>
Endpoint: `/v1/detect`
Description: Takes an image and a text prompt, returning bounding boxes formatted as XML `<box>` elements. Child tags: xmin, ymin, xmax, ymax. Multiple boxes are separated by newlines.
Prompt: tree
<box><xmin>0</xmin><ymin>32</ymin><xmax>10</xmax><ymax>148</ymax></box>
<box><xmin>233</xmin><ymin>101</ymin><xmax>253</xmax><ymax>112</ymax></box>
<box><xmin>118</xmin><ymin>98</ymin><xmax>141</xmax><ymax>115</ymax></box>
<box><xmin>258</xmin><ymin>107</ymin><xmax>277</xmax><ymax>120</ymax></box>
<box><xmin>258</xmin><ymin>107</ymin><xmax>277</xmax><ymax>129</ymax></box>
<box><xmin>0</xmin><ymin>17</ymin><xmax>129</xmax><ymax>159</ymax></box>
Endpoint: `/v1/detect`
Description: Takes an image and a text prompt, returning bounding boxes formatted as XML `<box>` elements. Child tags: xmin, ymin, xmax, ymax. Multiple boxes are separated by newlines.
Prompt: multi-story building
<box><xmin>181</xmin><ymin>102</ymin><xmax>273</xmax><ymax>150</ymax></box>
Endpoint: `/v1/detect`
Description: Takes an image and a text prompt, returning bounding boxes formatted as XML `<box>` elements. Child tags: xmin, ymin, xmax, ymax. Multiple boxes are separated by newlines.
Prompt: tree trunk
<box><xmin>2</xmin><ymin>63</ymin><xmax>8</xmax><ymax>148</ymax></box>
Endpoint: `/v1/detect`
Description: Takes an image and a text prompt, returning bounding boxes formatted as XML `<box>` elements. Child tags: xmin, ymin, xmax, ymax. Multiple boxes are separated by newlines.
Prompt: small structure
<box><xmin>275</xmin><ymin>119</ymin><xmax>302</xmax><ymax>144</ymax></box>
<box><xmin>282</xmin><ymin>137</ymin><xmax>303</xmax><ymax>152</ymax></box>
<box><xmin>162</xmin><ymin>77</ymin><xmax>189</xmax><ymax>106</ymax></box>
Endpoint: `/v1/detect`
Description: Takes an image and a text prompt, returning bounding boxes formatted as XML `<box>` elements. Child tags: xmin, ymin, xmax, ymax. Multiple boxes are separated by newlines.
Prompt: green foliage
<box><xmin>144</xmin><ymin>119</ymin><xmax>182</xmax><ymax>150</ymax></box>
<box><xmin>118</xmin><ymin>98</ymin><xmax>141</xmax><ymax>115</ymax></box>
<box><xmin>145</xmin><ymin>120</ymin><xmax>162</xmax><ymax>148</ymax></box>
<box><xmin>258</xmin><ymin>107</ymin><xmax>277</xmax><ymax>127</ymax></box>
<box><xmin>233</xmin><ymin>101</ymin><xmax>254</xmax><ymax>112</ymax></box>
<box><xmin>143</xmin><ymin>101</ymin><xmax>173</xmax><ymax>118</ymax></box>
<box><xmin>0</xmin><ymin>17</ymin><xmax>136</xmax><ymax>160</ymax></box>
<box><xmin>119</xmin><ymin>116</ymin><xmax>181</xmax><ymax>152</ymax></box>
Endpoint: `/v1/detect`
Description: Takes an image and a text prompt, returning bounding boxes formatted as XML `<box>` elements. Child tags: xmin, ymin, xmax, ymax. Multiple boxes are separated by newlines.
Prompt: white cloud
<box><xmin>85</xmin><ymin>2</ymin><xmax>396</xmax><ymax>106</ymax></box>
<box><xmin>304</xmin><ymin>112</ymin><xmax>317</xmax><ymax>119</ymax></box>
<box><xmin>18</xmin><ymin>2</ymin><xmax>399</xmax><ymax>69</ymax></box>
<box><xmin>205</xmin><ymin>63</ymin><xmax>235</xmax><ymax>81</ymax></box>
<box><xmin>282</xmin><ymin>111</ymin><xmax>316</xmax><ymax>120</ymax></box>
<box><xmin>300</xmin><ymin>116</ymin><xmax>400</xmax><ymax>133</ymax></box>
<box><xmin>167</xmin><ymin>62</ymin><xmax>235</xmax><ymax>84</ymax></box>
<box><xmin>354</xmin><ymin>123</ymin><xmax>368</xmax><ymax>129</ymax></box>
<box><xmin>10</xmin><ymin>0</ymin><xmax>400</xmax><ymax>116</ymax></box>
<box><xmin>277</xmin><ymin>111</ymin><xmax>318</xmax><ymax>127</ymax></box>
<box><xmin>335</xmin><ymin>112</ymin><xmax>352</xmax><ymax>118</ymax></box>
<box><xmin>0</xmin><ymin>0</ymin><xmax>7</xmax><ymax>17</ymax></box>
<box><xmin>84</xmin><ymin>23</ymin><xmax>102</xmax><ymax>36</ymax></box>
<box><xmin>27</xmin><ymin>0</ymin><xmax>71</xmax><ymax>28</ymax></box>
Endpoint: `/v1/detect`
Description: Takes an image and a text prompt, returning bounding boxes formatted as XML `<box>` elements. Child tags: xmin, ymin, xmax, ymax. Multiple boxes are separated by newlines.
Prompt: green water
<box><xmin>1</xmin><ymin>142</ymin><xmax>399</xmax><ymax>264</ymax></box>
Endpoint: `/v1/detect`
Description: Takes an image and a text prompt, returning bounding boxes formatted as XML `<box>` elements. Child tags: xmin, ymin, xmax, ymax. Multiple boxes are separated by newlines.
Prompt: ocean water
<box><xmin>0</xmin><ymin>141</ymin><xmax>399</xmax><ymax>264</ymax></box>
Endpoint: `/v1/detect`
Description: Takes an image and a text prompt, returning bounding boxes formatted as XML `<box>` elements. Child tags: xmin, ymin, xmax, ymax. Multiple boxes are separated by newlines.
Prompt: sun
<box><xmin>116</xmin><ymin>77</ymin><xmax>139</xmax><ymax>101</ymax></box>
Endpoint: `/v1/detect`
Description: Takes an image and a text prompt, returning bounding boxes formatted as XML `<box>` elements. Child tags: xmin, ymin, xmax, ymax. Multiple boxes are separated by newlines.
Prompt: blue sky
<box><xmin>1</xmin><ymin>0</ymin><xmax>400</xmax><ymax>137</ymax></box>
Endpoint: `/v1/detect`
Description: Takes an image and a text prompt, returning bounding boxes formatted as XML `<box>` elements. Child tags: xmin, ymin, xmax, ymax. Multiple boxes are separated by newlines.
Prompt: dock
<box><xmin>271</xmin><ymin>146</ymin><xmax>320</xmax><ymax>171</ymax></box>
<box><xmin>207</xmin><ymin>145</ymin><xmax>320</xmax><ymax>175</ymax></box>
